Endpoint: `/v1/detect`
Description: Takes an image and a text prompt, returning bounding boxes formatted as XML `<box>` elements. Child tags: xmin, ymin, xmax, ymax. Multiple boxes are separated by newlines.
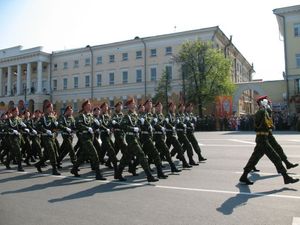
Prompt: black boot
<box><xmin>24</xmin><ymin>157</ymin><xmax>31</xmax><ymax>166</ymax></box>
<box><xmin>5</xmin><ymin>158</ymin><xmax>11</xmax><ymax>170</ymax></box>
<box><xmin>115</xmin><ymin>166</ymin><xmax>126</xmax><ymax>181</ymax></box>
<box><xmin>282</xmin><ymin>172</ymin><xmax>299</xmax><ymax>184</ymax></box>
<box><xmin>239</xmin><ymin>171</ymin><xmax>253</xmax><ymax>185</ymax></box>
<box><xmin>71</xmin><ymin>165</ymin><xmax>80</xmax><ymax>177</ymax></box>
<box><xmin>157</xmin><ymin>165</ymin><xmax>168</xmax><ymax>179</ymax></box>
<box><xmin>145</xmin><ymin>168</ymin><xmax>159</xmax><ymax>182</ymax></box>
<box><xmin>284</xmin><ymin>160</ymin><xmax>299</xmax><ymax>170</ymax></box>
<box><xmin>251</xmin><ymin>166</ymin><xmax>260</xmax><ymax>172</ymax></box>
<box><xmin>170</xmin><ymin>162</ymin><xmax>181</xmax><ymax>173</ymax></box>
<box><xmin>198</xmin><ymin>156</ymin><xmax>207</xmax><ymax>162</ymax></box>
<box><xmin>34</xmin><ymin>161</ymin><xmax>43</xmax><ymax>173</ymax></box>
<box><xmin>17</xmin><ymin>162</ymin><xmax>24</xmax><ymax>172</ymax></box>
<box><xmin>52</xmin><ymin>164</ymin><xmax>61</xmax><ymax>175</ymax></box>
<box><xmin>95</xmin><ymin>168</ymin><xmax>107</xmax><ymax>180</ymax></box>
<box><xmin>128</xmin><ymin>161</ymin><xmax>138</xmax><ymax>176</ymax></box>
<box><xmin>189</xmin><ymin>158</ymin><xmax>199</xmax><ymax>166</ymax></box>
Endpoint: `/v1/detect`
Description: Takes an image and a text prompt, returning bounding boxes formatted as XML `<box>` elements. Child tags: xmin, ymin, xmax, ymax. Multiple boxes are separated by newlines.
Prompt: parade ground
<box><xmin>1</xmin><ymin>131</ymin><xmax>300</xmax><ymax>225</ymax></box>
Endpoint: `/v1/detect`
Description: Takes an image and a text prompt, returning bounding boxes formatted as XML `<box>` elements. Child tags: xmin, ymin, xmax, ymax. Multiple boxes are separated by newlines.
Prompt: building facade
<box><xmin>274</xmin><ymin>5</ymin><xmax>300</xmax><ymax>114</ymax></box>
<box><xmin>0</xmin><ymin>26</ymin><xmax>253</xmax><ymax>115</ymax></box>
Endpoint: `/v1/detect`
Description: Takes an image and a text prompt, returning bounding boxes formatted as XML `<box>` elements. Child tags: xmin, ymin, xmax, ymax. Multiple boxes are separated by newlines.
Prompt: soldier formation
<box><xmin>0</xmin><ymin>98</ymin><xmax>207</xmax><ymax>182</ymax></box>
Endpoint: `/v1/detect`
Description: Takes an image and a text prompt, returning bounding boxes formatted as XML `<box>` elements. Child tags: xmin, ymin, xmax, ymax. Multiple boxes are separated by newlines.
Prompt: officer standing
<box><xmin>34</xmin><ymin>103</ymin><xmax>61</xmax><ymax>175</ymax></box>
<box><xmin>116</xmin><ymin>98</ymin><xmax>158</xmax><ymax>182</ymax></box>
<box><xmin>239</xmin><ymin>96</ymin><xmax>299</xmax><ymax>185</ymax></box>
<box><xmin>70</xmin><ymin>100</ymin><xmax>106</xmax><ymax>180</ymax></box>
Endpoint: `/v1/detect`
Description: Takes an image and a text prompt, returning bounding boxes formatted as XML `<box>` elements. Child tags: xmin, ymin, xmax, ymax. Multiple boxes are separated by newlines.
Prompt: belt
<box><xmin>126</xmin><ymin>132</ymin><xmax>138</xmax><ymax>136</ymax></box>
<box><xmin>114</xmin><ymin>128</ymin><xmax>122</xmax><ymax>131</ymax></box>
<box><xmin>176</xmin><ymin>129</ymin><xmax>185</xmax><ymax>131</ymax></box>
<box><xmin>154</xmin><ymin>131</ymin><xmax>163</xmax><ymax>135</ymax></box>
<box><xmin>256</xmin><ymin>132</ymin><xmax>269</xmax><ymax>136</ymax></box>
<box><xmin>141</xmin><ymin>131</ymin><xmax>150</xmax><ymax>134</ymax></box>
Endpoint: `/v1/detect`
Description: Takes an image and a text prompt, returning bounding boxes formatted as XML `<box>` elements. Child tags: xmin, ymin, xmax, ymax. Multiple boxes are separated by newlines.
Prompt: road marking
<box><xmin>290</xmin><ymin>140</ymin><xmax>300</xmax><ymax>143</ymax></box>
<box><xmin>198</xmin><ymin>142</ymin><xmax>204</xmax><ymax>146</ymax></box>
<box><xmin>2</xmin><ymin>170</ymin><xmax>300</xmax><ymax>200</ymax></box>
<box><xmin>293</xmin><ymin>217</ymin><xmax>300</xmax><ymax>225</ymax></box>
<box><xmin>228</xmin><ymin>139</ymin><xmax>256</xmax><ymax>145</ymax></box>
<box><xmin>234</xmin><ymin>171</ymin><xmax>300</xmax><ymax>177</ymax></box>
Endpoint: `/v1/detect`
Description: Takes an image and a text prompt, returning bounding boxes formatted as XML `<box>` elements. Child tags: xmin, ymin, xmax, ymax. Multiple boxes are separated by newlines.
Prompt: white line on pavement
<box><xmin>2</xmin><ymin>170</ymin><xmax>300</xmax><ymax>200</ymax></box>
<box><xmin>228</xmin><ymin>139</ymin><xmax>256</xmax><ymax>145</ymax></box>
<box><xmin>290</xmin><ymin>140</ymin><xmax>300</xmax><ymax>143</ymax></box>
<box><xmin>293</xmin><ymin>217</ymin><xmax>300</xmax><ymax>225</ymax></box>
<box><xmin>234</xmin><ymin>171</ymin><xmax>300</xmax><ymax>177</ymax></box>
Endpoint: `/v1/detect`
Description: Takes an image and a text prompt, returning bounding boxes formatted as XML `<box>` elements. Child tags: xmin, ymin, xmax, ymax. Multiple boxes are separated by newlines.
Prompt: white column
<box><xmin>7</xmin><ymin>66</ymin><xmax>12</xmax><ymax>96</ymax></box>
<box><xmin>0</xmin><ymin>68</ymin><xmax>3</xmax><ymax>96</ymax></box>
<box><xmin>47</xmin><ymin>63</ymin><xmax>50</xmax><ymax>93</ymax></box>
<box><xmin>26</xmin><ymin>63</ymin><xmax>31</xmax><ymax>94</ymax></box>
<box><xmin>16</xmin><ymin>64</ymin><xmax>22</xmax><ymax>95</ymax></box>
<box><xmin>37</xmin><ymin>61</ymin><xmax>42</xmax><ymax>93</ymax></box>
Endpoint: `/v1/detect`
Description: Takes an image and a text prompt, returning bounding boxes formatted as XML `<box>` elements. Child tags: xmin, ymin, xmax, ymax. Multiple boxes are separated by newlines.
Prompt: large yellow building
<box><xmin>274</xmin><ymin>5</ymin><xmax>300</xmax><ymax>114</ymax></box>
<box><xmin>0</xmin><ymin>26</ymin><xmax>253</xmax><ymax>115</ymax></box>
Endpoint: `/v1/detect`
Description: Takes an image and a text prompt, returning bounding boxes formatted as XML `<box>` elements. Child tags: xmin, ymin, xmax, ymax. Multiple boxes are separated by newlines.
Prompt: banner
<box><xmin>215</xmin><ymin>96</ymin><xmax>233</xmax><ymax>117</ymax></box>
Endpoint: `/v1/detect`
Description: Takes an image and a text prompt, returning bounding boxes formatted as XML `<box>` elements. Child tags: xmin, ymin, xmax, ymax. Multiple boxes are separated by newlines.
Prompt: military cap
<box><xmin>115</xmin><ymin>101</ymin><xmax>123</xmax><ymax>108</ymax></box>
<box><xmin>10</xmin><ymin>107</ymin><xmax>18</xmax><ymax>112</ymax></box>
<box><xmin>143</xmin><ymin>99</ymin><xmax>152</xmax><ymax>106</ymax></box>
<box><xmin>154</xmin><ymin>101</ymin><xmax>162</xmax><ymax>107</ymax></box>
<box><xmin>100</xmin><ymin>102</ymin><xmax>108</xmax><ymax>108</ymax></box>
<box><xmin>185</xmin><ymin>102</ymin><xmax>193</xmax><ymax>108</ymax></box>
<box><xmin>45</xmin><ymin>102</ymin><xmax>53</xmax><ymax>109</ymax></box>
<box><xmin>256</xmin><ymin>95</ymin><xmax>268</xmax><ymax>104</ymax></box>
<box><xmin>137</xmin><ymin>104</ymin><xmax>143</xmax><ymax>110</ymax></box>
<box><xmin>93</xmin><ymin>106</ymin><xmax>100</xmax><ymax>111</ymax></box>
<box><xmin>81</xmin><ymin>100</ymin><xmax>90</xmax><ymax>109</ymax></box>
<box><xmin>178</xmin><ymin>103</ymin><xmax>185</xmax><ymax>108</ymax></box>
<box><xmin>125</xmin><ymin>98</ymin><xmax>135</xmax><ymax>106</ymax></box>
<box><xmin>34</xmin><ymin>109</ymin><xmax>42</xmax><ymax>113</ymax></box>
<box><xmin>64</xmin><ymin>105</ymin><xmax>73</xmax><ymax>114</ymax></box>
<box><xmin>168</xmin><ymin>102</ymin><xmax>174</xmax><ymax>108</ymax></box>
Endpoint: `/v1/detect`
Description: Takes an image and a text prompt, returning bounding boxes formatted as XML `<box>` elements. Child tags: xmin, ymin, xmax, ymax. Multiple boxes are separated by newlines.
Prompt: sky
<box><xmin>0</xmin><ymin>0</ymin><xmax>299</xmax><ymax>81</ymax></box>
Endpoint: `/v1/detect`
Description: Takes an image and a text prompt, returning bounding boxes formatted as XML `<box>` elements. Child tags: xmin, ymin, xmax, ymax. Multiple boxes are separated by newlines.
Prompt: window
<box><xmin>296</xmin><ymin>54</ymin><xmax>300</xmax><ymax>68</ymax></box>
<box><xmin>296</xmin><ymin>79</ymin><xmax>300</xmax><ymax>94</ymax></box>
<box><xmin>85</xmin><ymin>75</ymin><xmax>90</xmax><ymax>87</ymax></box>
<box><xmin>150</xmin><ymin>67</ymin><xmax>157</xmax><ymax>81</ymax></box>
<box><xmin>165</xmin><ymin>65</ymin><xmax>172</xmax><ymax>80</ymax></box>
<box><xmin>63</xmin><ymin>62</ymin><xmax>68</xmax><ymax>69</ymax></box>
<box><xmin>63</xmin><ymin>78</ymin><xmax>68</xmax><ymax>90</ymax></box>
<box><xmin>122</xmin><ymin>71</ymin><xmax>128</xmax><ymax>84</ymax></box>
<box><xmin>136</xmin><ymin>51</ymin><xmax>142</xmax><ymax>59</ymax></box>
<box><xmin>96</xmin><ymin>74</ymin><xmax>102</xmax><ymax>86</ymax></box>
<box><xmin>97</xmin><ymin>56</ymin><xmax>102</xmax><ymax>64</ymax></box>
<box><xmin>53</xmin><ymin>64</ymin><xmax>57</xmax><ymax>71</ymax></box>
<box><xmin>165</xmin><ymin>46</ymin><xmax>172</xmax><ymax>55</ymax></box>
<box><xmin>122</xmin><ymin>53</ymin><xmax>128</xmax><ymax>61</ymax></box>
<box><xmin>42</xmin><ymin>80</ymin><xmax>47</xmax><ymax>92</ymax></box>
<box><xmin>294</xmin><ymin>24</ymin><xmax>300</xmax><ymax>37</ymax></box>
<box><xmin>136</xmin><ymin>69</ymin><xmax>142</xmax><ymax>83</ymax></box>
<box><xmin>151</xmin><ymin>49</ymin><xmax>157</xmax><ymax>57</ymax></box>
<box><xmin>109</xmin><ymin>55</ymin><xmax>115</xmax><ymax>63</ymax></box>
<box><xmin>109</xmin><ymin>100</ymin><xmax>114</xmax><ymax>108</ymax></box>
<box><xmin>74</xmin><ymin>77</ymin><xmax>78</xmax><ymax>89</ymax></box>
<box><xmin>74</xmin><ymin>60</ymin><xmax>79</xmax><ymax>68</ymax></box>
<box><xmin>73</xmin><ymin>102</ymin><xmax>78</xmax><ymax>113</ymax></box>
<box><xmin>53</xmin><ymin>79</ymin><xmax>57</xmax><ymax>91</ymax></box>
<box><xmin>85</xmin><ymin>58</ymin><xmax>91</xmax><ymax>66</ymax></box>
<box><xmin>109</xmin><ymin>72</ymin><xmax>114</xmax><ymax>85</ymax></box>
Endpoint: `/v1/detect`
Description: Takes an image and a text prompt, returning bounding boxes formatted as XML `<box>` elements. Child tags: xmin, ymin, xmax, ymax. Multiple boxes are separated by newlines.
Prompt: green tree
<box><xmin>153</xmin><ymin>69</ymin><xmax>172</xmax><ymax>113</ymax></box>
<box><xmin>174</xmin><ymin>40</ymin><xmax>235</xmax><ymax>116</ymax></box>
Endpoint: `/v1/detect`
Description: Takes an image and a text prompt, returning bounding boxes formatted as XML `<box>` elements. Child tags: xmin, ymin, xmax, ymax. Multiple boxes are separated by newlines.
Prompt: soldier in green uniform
<box><xmin>239</xmin><ymin>96</ymin><xmax>299</xmax><ymax>185</ymax></box>
<box><xmin>22</xmin><ymin>110</ymin><xmax>34</xmax><ymax>166</ymax></box>
<box><xmin>116</xmin><ymin>98</ymin><xmax>158</xmax><ymax>182</ymax></box>
<box><xmin>184</xmin><ymin>103</ymin><xmax>207</xmax><ymax>162</ymax></box>
<box><xmin>3</xmin><ymin>107</ymin><xmax>25</xmax><ymax>171</ymax></box>
<box><xmin>70</xmin><ymin>100</ymin><xmax>106</xmax><ymax>180</ymax></box>
<box><xmin>165</xmin><ymin>102</ymin><xmax>191</xmax><ymax>168</ymax></box>
<box><xmin>92</xmin><ymin>106</ymin><xmax>104</xmax><ymax>164</ymax></box>
<box><xmin>30</xmin><ymin>110</ymin><xmax>43</xmax><ymax>160</ymax></box>
<box><xmin>34</xmin><ymin>103</ymin><xmax>61</xmax><ymax>175</ymax></box>
<box><xmin>0</xmin><ymin>113</ymin><xmax>9</xmax><ymax>164</ymax></box>
<box><xmin>57</xmin><ymin>105</ymin><xmax>77</xmax><ymax>166</ymax></box>
<box><xmin>153</xmin><ymin>102</ymin><xmax>181</xmax><ymax>173</ymax></box>
<box><xmin>140</xmin><ymin>99</ymin><xmax>168</xmax><ymax>179</ymax></box>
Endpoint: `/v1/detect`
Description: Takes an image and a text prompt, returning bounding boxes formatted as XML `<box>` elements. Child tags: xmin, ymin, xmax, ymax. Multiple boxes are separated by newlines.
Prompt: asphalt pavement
<box><xmin>0</xmin><ymin>131</ymin><xmax>300</xmax><ymax>225</ymax></box>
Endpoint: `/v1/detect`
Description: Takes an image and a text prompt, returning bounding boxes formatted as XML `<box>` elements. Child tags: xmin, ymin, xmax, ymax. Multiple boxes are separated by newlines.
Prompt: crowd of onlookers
<box><xmin>195</xmin><ymin>112</ymin><xmax>300</xmax><ymax>131</ymax></box>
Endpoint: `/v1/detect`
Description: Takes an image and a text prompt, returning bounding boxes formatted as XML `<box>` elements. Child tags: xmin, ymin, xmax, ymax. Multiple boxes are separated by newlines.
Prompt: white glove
<box><xmin>161</xmin><ymin>127</ymin><xmax>166</xmax><ymax>133</ymax></box>
<box><xmin>191</xmin><ymin>123</ymin><xmax>194</xmax><ymax>127</ymax></box>
<box><xmin>20</xmin><ymin>122</ymin><xmax>27</xmax><ymax>128</ymax></box>
<box><xmin>172</xmin><ymin>127</ymin><xmax>176</xmax><ymax>131</ymax></box>
<box><xmin>32</xmin><ymin>129</ymin><xmax>38</xmax><ymax>135</ymax></box>
<box><xmin>176</xmin><ymin>119</ymin><xmax>179</xmax><ymax>123</ymax></box>
<box><xmin>193</xmin><ymin>116</ymin><xmax>197</xmax><ymax>122</ymax></box>
<box><xmin>112</xmin><ymin>120</ymin><xmax>117</xmax><ymax>125</ymax></box>
<box><xmin>149</xmin><ymin>125</ymin><xmax>153</xmax><ymax>132</ymax></box>
<box><xmin>46</xmin><ymin>130</ymin><xmax>52</xmax><ymax>136</ymax></box>
<box><xmin>140</xmin><ymin>118</ymin><xmax>145</xmax><ymax>125</ymax></box>
<box><xmin>54</xmin><ymin>121</ymin><xmax>58</xmax><ymax>127</ymax></box>
<box><xmin>13</xmin><ymin>130</ymin><xmax>20</xmax><ymax>135</ymax></box>
<box><xmin>133</xmin><ymin>127</ymin><xmax>139</xmax><ymax>133</ymax></box>
<box><xmin>24</xmin><ymin>128</ymin><xmax>30</xmax><ymax>133</ymax></box>
<box><xmin>94</xmin><ymin>118</ymin><xmax>100</xmax><ymax>126</ymax></box>
<box><xmin>153</xmin><ymin>118</ymin><xmax>158</xmax><ymax>123</ymax></box>
<box><xmin>186</xmin><ymin>117</ymin><xmax>190</xmax><ymax>121</ymax></box>
<box><xmin>88</xmin><ymin>127</ymin><xmax>94</xmax><ymax>134</ymax></box>
<box><xmin>183</xmin><ymin>124</ymin><xmax>187</xmax><ymax>128</ymax></box>
<box><xmin>107</xmin><ymin>129</ymin><xmax>110</xmax><ymax>134</ymax></box>
<box><xmin>165</xmin><ymin>118</ymin><xmax>169</xmax><ymax>123</ymax></box>
<box><xmin>66</xmin><ymin>127</ymin><xmax>72</xmax><ymax>133</ymax></box>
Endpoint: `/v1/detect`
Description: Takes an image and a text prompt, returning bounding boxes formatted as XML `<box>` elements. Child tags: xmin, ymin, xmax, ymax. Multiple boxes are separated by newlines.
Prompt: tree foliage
<box><xmin>174</xmin><ymin>40</ymin><xmax>235</xmax><ymax>116</ymax></box>
<box><xmin>153</xmin><ymin>69</ymin><xmax>172</xmax><ymax>111</ymax></box>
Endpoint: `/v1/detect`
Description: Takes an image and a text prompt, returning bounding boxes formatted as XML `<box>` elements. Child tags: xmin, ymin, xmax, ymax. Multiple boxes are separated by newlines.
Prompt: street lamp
<box><xmin>86</xmin><ymin>45</ymin><xmax>94</xmax><ymax>100</ymax></box>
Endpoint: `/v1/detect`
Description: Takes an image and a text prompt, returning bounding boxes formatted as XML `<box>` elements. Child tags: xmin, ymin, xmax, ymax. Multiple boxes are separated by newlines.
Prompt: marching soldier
<box><xmin>116</xmin><ymin>98</ymin><xmax>158</xmax><ymax>182</ymax></box>
<box><xmin>153</xmin><ymin>102</ymin><xmax>181</xmax><ymax>173</ymax></box>
<box><xmin>165</xmin><ymin>102</ymin><xmax>191</xmax><ymax>168</ymax></box>
<box><xmin>140</xmin><ymin>99</ymin><xmax>168</xmax><ymax>179</ymax></box>
<box><xmin>57</xmin><ymin>105</ymin><xmax>77</xmax><ymax>166</ymax></box>
<box><xmin>184</xmin><ymin>103</ymin><xmax>207</xmax><ymax>162</ymax></box>
<box><xmin>22</xmin><ymin>110</ymin><xmax>34</xmax><ymax>165</ymax></box>
<box><xmin>92</xmin><ymin>106</ymin><xmax>104</xmax><ymax>164</ymax></box>
<box><xmin>70</xmin><ymin>100</ymin><xmax>106</xmax><ymax>180</ymax></box>
<box><xmin>4</xmin><ymin>107</ymin><xmax>26</xmax><ymax>171</ymax></box>
<box><xmin>30</xmin><ymin>110</ymin><xmax>43</xmax><ymax>160</ymax></box>
<box><xmin>239</xmin><ymin>96</ymin><xmax>299</xmax><ymax>185</ymax></box>
<box><xmin>34</xmin><ymin>103</ymin><xmax>61</xmax><ymax>175</ymax></box>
